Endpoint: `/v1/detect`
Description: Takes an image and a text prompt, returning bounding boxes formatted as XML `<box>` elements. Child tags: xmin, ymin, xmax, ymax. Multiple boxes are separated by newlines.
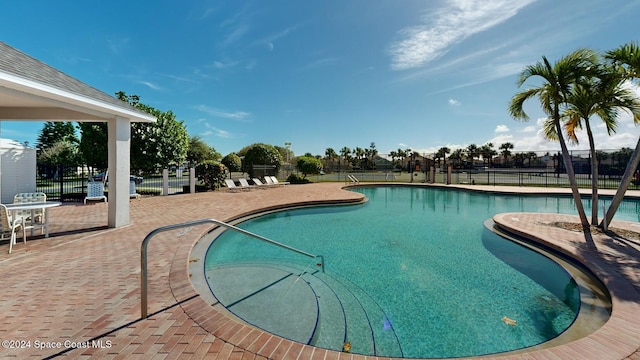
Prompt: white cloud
<box><xmin>213</xmin><ymin>60</ymin><xmax>238</xmax><ymax>69</ymax></box>
<box><xmin>495</xmin><ymin>125</ymin><xmax>510</xmax><ymax>133</ymax></box>
<box><xmin>388</xmin><ymin>0</ymin><xmax>536</xmax><ymax>70</ymax></box>
<box><xmin>194</xmin><ymin>105</ymin><xmax>251</xmax><ymax>122</ymax></box>
<box><xmin>256</xmin><ymin>25</ymin><xmax>299</xmax><ymax>50</ymax></box>
<box><xmin>208</xmin><ymin>127</ymin><xmax>232</xmax><ymax>138</ymax></box>
<box><xmin>448</xmin><ymin>98</ymin><xmax>461</xmax><ymax>106</ymax></box>
<box><xmin>198</xmin><ymin>120</ymin><xmax>235</xmax><ymax>139</ymax></box>
<box><xmin>297</xmin><ymin>57</ymin><xmax>339</xmax><ymax>72</ymax></box>
<box><xmin>521</xmin><ymin>125</ymin><xmax>536</xmax><ymax>133</ymax></box>
<box><xmin>136</xmin><ymin>81</ymin><xmax>162</xmax><ymax>91</ymax></box>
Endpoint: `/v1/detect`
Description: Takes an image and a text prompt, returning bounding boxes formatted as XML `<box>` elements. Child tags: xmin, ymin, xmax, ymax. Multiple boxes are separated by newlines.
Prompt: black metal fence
<box><xmin>36</xmin><ymin>148</ymin><xmax>640</xmax><ymax>200</ymax></box>
<box><xmin>36</xmin><ymin>164</ymin><xmax>193</xmax><ymax>202</ymax></box>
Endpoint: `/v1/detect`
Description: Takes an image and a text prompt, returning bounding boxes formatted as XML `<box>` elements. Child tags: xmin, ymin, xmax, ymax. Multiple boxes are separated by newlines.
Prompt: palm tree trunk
<box><xmin>601</xmin><ymin>136</ymin><xmax>640</xmax><ymax>228</ymax></box>
<box><xmin>585</xmin><ymin>119</ymin><xmax>599</xmax><ymax>225</ymax></box>
<box><xmin>555</xmin><ymin>110</ymin><xmax>590</xmax><ymax>228</ymax></box>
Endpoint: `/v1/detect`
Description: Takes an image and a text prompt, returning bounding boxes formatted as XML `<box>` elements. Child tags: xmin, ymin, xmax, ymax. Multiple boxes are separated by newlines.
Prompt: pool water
<box><xmin>205</xmin><ymin>187</ymin><xmax>628</xmax><ymax>358</ymax></box>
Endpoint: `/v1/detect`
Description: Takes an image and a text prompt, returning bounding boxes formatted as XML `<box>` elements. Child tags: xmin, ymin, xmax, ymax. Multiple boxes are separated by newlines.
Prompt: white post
<box><xmin>189</xmin><ymin>167</ymin><xmax>195</xmax><ymax>193</ymax></box>
<box><xmin>162</xmin><ymin>169</ymin><xmax>169</xmax><ymax>196</ymax></box>
<box><xmin>107</xmin><ymin>116</ymin><xmax>131</xmax><ymax>227</ymax></box>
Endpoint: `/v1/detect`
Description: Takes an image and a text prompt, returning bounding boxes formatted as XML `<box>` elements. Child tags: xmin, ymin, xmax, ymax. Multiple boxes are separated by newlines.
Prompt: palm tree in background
<box><xmin>449</xmin><ymin>149</ymin><xmax>464</xmax><ymax>169</ymax></box>
<box><xmin>499</xmin><ymin>142</ymin><xmax>514</xmax><ymax>166</ymax></box>
<box><xmin>480</xmin><ymin>143</ymin><xmax>496</xmax><ymax>167</ymax></box>
<box><xmin>325</xmin><ymin>147</ymin><xmax>338</xmax><ymax>172</ymax></box>
<box><xmin>466</xmin><ymin>144</ymin><xmax>480</xmax><ymax>168</ymax></box>
<box><xmin>509</xmin><ymin>48</ymin><xmax>598</xmax><ymax>229</ymax></box>
<box><xmin>353</xmin><ymin>147</ymin><xmax>365</xmax><ymax>169</ymax></box>
<box><xmin>339</xmin><ymin>146</ymin><xmax>351</xmax><ymax>170</ymax></box>
<box><xmin>435</xmin><ymin>147</ymin><xmax>450</xmax><ymax>170</ymax></box>
<box><xmin>389</xmin><ymin>150</ymin><xmax>398</xmax><ymax>169</ymax></box>
<box><xmin>601</xmin><ymin>41</ymin><xmax>640</xmax><ymax>227</ymax></box>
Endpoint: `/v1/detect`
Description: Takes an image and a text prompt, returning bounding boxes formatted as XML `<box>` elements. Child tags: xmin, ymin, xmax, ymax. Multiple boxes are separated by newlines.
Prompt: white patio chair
<box><xmin>1</xmin><ymin>204</ymin><xmax>25</xmax><ymax>254</ymax></box>
<box><xmin>13</xmin><ymin>192</ymin><xmax>46</xmax><ymax>235</ymax></box>
<box><xmin>84</xmin><ymin>182</ymin><xmax>107</xmax><ymax>204</ymax></box>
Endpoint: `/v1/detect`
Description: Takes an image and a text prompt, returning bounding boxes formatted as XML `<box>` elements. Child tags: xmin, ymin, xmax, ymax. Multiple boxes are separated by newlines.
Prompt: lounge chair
<box><xmin>85</xmin><ymin>181</ymin><xmax>107</xmax><ymax>204</ymax></box>
<box><xmin>1</xmin><ymin>204</ymin><xmax>25</xmax><ymax>254</ymax></box>
<box><xmin>13</xmin><ymin>192</ymin><xmax>46</xmax><ymax>235</ymax></box>
<box><xmin>224</xmin><ymin>179</ymin><xmax>243</xmax><ymax>192</ymax></box>
<box><xmin>347</xmin><ymin>174</ymin><xmax>360</xmax><ymax>184</ymax></box>
<box><xmin>252</xmin><ymin>178</ymin><xmax>273</xmax><ymax>189</ymax></box>
<box><xmin>130</xmin><ymin>180</ymin><xmax>141</xmax><ymax>199</ymax></box>
<box><xmin>238</xmin><ymin>178</ymin><xmax>257</xmax><ymax>190</ymax></box>
<box><xmin>269</xmin><ymin>176</ymin><xmax>290</xmax><ymax>186</ymax></box>
<box><xmin>263</xmin><ymin>176</ymin><xmax>276</xmax><ymax>186</ymax></box>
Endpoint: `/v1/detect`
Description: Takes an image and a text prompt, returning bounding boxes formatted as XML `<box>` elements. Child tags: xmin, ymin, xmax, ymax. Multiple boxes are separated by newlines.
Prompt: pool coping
<box><xmin>172</xmin><ymin>184</ymin><xmax>640</xmax><ymax>360</ymax></box>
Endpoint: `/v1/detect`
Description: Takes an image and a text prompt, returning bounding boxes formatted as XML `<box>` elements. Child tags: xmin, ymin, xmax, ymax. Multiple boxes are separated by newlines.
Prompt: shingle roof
<box><xmin>0</xmin><ymin>41</ymin><xmax>151</xmax><ymax>117</ymax></box>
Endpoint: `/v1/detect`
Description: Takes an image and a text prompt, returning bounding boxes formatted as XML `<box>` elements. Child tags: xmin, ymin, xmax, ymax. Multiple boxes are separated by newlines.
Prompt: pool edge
<box><xmin>172</xmin><ymin>187</ymin><xmax>640</xmax><ymax>360</ymax></box>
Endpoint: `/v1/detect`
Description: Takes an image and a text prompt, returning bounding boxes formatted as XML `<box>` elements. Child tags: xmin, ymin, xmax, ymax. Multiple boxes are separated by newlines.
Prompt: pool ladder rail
<box><xmin>140</xmin><ymin>218</ymin><xmax>325</xmax><ymax>319</ymax></box>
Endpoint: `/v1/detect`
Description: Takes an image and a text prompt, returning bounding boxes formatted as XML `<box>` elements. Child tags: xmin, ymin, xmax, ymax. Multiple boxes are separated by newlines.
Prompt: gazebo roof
<box><xmin>0</xmin><ymin>41</ymin><xmax>155</xmax><ymax>123</ymax></box>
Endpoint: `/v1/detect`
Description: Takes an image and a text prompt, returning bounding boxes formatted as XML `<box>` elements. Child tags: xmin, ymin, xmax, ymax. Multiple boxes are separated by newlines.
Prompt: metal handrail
<box><xmin>141</xmin><ymin>218</ymin><xmax>324</xmax><ymax>318</ymax></box>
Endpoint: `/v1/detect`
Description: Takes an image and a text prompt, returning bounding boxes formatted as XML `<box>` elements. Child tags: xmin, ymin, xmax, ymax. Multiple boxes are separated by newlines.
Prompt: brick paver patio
<box><xmin>0</xmin><ymin>182</ymin><xmax>638</xmax><ymax>359</ymax></box>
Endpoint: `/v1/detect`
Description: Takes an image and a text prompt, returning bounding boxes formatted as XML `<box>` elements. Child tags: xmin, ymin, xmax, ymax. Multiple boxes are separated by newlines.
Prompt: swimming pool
<box><xmin>202</xmin><ymin>186</ymin><xmax>623</xmax><ymax>358</ymax></box>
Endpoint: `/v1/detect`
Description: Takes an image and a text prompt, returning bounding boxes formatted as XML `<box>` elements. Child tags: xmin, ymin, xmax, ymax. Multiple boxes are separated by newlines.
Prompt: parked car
<box><xmin>91</xmin><ymin>173</ymin><xmax>143</xmax><ymax>185</ymax></box>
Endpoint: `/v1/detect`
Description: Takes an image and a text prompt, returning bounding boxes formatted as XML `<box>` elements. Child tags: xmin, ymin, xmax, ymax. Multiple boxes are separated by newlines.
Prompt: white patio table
<box><xmin>4</xmin><ymin>201</ymin><xmax>62</xmax><ymax>238</ymax></box>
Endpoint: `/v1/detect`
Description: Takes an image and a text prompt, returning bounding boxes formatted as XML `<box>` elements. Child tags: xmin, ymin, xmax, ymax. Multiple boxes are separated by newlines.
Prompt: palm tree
<box><xmin>435</xmin><ymin>147</ymin><xmax>450</xmax><ymax>170</ymax></box>
<box><xmin>559</xmin><ymin>65</ymin><xmax>640</xmax><ymax>225</ymax></box>
<box><xmin>480</xmin><ymin>143</ymin><xmax>496</xmax><ymax>167</ymax></box>
<box><xmin>499</xmin><ymin>142</ymin><xmax>514</xmax><ymax>166</ymax></box>
<box><xmin>526</xmin><ymin>152</ymin><xmax>538</xmax><ymax>167</ymax></box>
<box><xmin>466</xmin><ymin>144</ymin><xmax>479</xmax><ymax>168</ymax></box>
<box><xmin>325</xmin><ymin>147</ymin><xmax>337</xmax><ymax>172</ymax></box>
<box><xmin>449</xmin><ymin>149</ymin><xmax>464</xmax><ymax>169</ymax></box>
<box><xmin>339</xmin><ymin>146</ymin><xmax>351</xmax><ymax>170</ymax></box>
<box><xmin>389</xmin><ymin>150</ymin><xmax>398</xmax><ymax>169</ymax></box>
<box><xmin>601</xmin><ymin>41</ymin><xmax>640</xmax><ymax>228</ymax></box>
<box><xmin>509</xmin><ymin>48</ymin><xmax>598</xmax><ymax>229</ymax></box>
<box><xmin>353</xmin><ymin>147</ymin><xmax>365</xmax><ymax>169</ymax></box>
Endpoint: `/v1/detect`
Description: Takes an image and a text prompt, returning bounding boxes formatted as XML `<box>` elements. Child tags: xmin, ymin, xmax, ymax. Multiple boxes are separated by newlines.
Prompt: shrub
<box><xmin>296</xmin><ymin>156</ymin><xmax>323</xmax><ymax>178</ymax></box>
<box><xmin>195</xmin><ymin>160</ymin><xmax>228</xmax><ymax>190</ymax></box>
<box><xmin>286</xmin><ymin>173</ymin><xmax>311</xmax><ymax>184</ymax></box>
<box><xmin>242</xmin><ymin>143</ymin><xmax>282</xmax><ymax>178</ymax></box>
<box><xmin>221</xmin><ymin>153</ymin><xmax>242</xmax><ymax>172</ymax></box>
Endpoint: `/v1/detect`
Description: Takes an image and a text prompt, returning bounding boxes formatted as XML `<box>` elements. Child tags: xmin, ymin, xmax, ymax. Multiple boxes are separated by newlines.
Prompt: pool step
<box><xmin>310</xmin><ymin>271</ymin><xmax>403</xmax><ymax>357</ymax></box>
<box><xmin>205</xmin><ymin>262</ymin><xmax>402</xmax><ymax>356</ymax></box>
<box><xmin>207</xmin><ymin>265</ymin><xmax>318</xmax><ymax>344</ymax></box>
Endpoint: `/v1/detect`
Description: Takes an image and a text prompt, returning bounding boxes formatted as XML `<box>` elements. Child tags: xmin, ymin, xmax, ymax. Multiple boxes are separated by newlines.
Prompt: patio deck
<box><xmin>0</xmin><ymin>182</ymin><xmax>638</xmax><ymax>359</ymax></box>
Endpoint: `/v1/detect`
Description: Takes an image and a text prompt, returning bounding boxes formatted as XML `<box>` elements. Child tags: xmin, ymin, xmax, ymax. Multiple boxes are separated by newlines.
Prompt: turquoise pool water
<box><xmin>205</xmin><ymin>187</ymin><xmax>630</xmax><ymax>358</ymax></box>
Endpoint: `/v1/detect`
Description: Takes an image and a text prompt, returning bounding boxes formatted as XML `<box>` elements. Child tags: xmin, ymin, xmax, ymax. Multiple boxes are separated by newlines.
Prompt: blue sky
<box><xmin>2</xmin><ymin>0</ymin><xmax>640</xmax><ymax>157</ymax></box>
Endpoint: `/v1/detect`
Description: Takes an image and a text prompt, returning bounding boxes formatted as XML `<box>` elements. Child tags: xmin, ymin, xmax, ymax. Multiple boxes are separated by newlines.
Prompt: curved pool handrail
<box><xmin>141</xmin><ymin>218</ymin><xmax>324</xmax><ymax>319</ymax></box>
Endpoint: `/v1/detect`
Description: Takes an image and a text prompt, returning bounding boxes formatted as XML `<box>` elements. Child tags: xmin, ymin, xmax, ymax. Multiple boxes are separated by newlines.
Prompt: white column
<box><xmin>162</xmin><ymin>169</ymin><xmax>169</xmax><ymax>196</ymax></box>
<box><xmin>107</xmin><ymin>116</ymin><xmax>131</xmax><ymax>227</ymax></box>
<box><xmin>189</xmin><ymin>167</ymin><xmax>196</xmax><ymax>193</ymax></box>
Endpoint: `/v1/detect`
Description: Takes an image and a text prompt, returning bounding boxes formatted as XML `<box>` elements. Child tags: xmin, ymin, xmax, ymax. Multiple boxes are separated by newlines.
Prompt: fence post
<box><xmin>58</xmin><ymin>164</ymin><xmax>64</xmax><ymax>201</ymax></box>
<box><xmin>162</xmin><ymin>169</ymin><xmax>169</xmax><ymax>196</ymax></box>
<box><xmin>189</xmin><ymin>167</ymin><xmax>195</xmax><ymax>193</ymax></box>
